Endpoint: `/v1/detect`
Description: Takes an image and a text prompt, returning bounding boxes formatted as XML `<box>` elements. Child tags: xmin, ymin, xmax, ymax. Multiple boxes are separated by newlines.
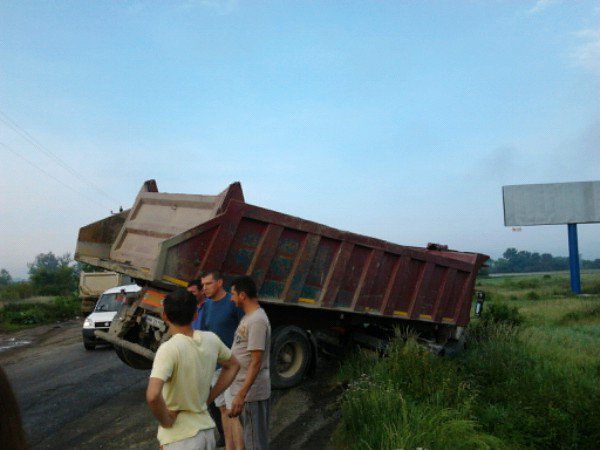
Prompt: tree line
<box><xmin>0</xmin><ymin>252</ymin><xmax>92</xmax><ymax>300</ymax></box>
<box><xmin>490</xmin><ymin>248</ymin><xmax>600</xmax><ymax>274</ymax></box>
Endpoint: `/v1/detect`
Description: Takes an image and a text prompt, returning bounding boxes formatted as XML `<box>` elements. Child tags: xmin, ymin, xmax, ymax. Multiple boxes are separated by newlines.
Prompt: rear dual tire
<box><xmin>110</xmin><ymin>306</ymin><xmax>154</xmax><ymax>370</ymax></box>
<box><xmin>270</xmin><ymin>326</ymin><xmax>312</xmax><ymax>389</ymax></box>
<box><xmin>114</xmin><ymin>345</ymin><xmax>153</xmax><ymax>370</ymax></box>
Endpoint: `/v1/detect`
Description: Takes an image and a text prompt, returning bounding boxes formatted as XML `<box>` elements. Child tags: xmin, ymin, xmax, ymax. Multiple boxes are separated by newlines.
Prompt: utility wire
<box><xmin>0</xmin><ymin>141</ymin><xmax>113</xmax><ymax>210</ymax></box>
<box><xmin>0</xmin><ymin>109</ymin><xmax>121</xmax><ymax>206</ymax></box>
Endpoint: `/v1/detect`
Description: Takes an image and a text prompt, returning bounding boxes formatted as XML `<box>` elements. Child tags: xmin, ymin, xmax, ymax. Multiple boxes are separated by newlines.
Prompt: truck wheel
<box><xmin>84</xmin><ymin>342</ymin><xmax>96</xmax><ymax>351</ymax></box>
<box><xmin>114</xmin><ymin>345</ymin><xmax>153</xmax><ymax>370</ymax></box>
<box><xmin>442</xmin><ymin>333</ymin><xmax>466</xmax><ymax>357</ymax></box>
<box><xmin>109</xmin><ymin>305</ymin><xmax>154</xmax><ymax>370</ymax></box>
<box><xmin>270</xmin><ymin>326</ymin><xmax>312</xmax><ymax>389</ymax></box>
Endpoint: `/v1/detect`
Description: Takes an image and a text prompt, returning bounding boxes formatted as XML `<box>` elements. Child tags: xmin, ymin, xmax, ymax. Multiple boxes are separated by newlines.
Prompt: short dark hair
<box><xmin>202</xmin><ymin>270</ymin><xmax>222</xmax><ymax>281</ymax></box>
<box><xmin>162</xmin><ymin>288</ymin><xmax>197</xmax><ymax>326</ymax></box>
<box><xmin>188</xmin><ymin>279</ymin><xmax>202</xmax><ymax>288</ymax></box>
<box><xmin>231</xmin><ymin>275</ymin><xmax>257</xmax><ymax>299</ymax></box>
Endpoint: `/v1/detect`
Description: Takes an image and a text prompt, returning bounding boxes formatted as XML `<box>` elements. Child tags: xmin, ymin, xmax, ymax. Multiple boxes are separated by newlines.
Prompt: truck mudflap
<box><xmin>95</xmin><ymin>330</ymin><xmax>156</xmax><ymax>361</ymax></box>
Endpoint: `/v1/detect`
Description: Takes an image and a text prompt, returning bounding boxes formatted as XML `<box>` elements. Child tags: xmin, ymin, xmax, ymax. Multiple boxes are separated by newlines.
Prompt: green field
<box><xmin>336</xmin><ymin>272</ymin><xmax>600</xmax><ymax>449</ymax></box>
<box><xmin>0</xmin><ymin>295</ymin><xmax>56</xmax><ymax>309</ymax></box>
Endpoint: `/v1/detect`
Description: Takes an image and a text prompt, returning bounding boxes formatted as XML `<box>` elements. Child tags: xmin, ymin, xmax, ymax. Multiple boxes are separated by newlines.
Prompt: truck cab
<box><xmin>82</xmin><ymin>284</ymin><xmax>141</xmax><ymax>350</ymax></box>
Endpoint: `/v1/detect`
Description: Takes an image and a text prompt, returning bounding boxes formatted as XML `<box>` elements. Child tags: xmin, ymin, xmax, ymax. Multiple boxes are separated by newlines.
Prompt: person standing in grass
<box><xmin>146</xmin><ymin>288</ymin><xmax>239</xmax><ymax>450</ymax></box>
<box><xmin>229</xmin><ymin>275</ymin><xmax>272</xmax><ymax>450</ymax></box>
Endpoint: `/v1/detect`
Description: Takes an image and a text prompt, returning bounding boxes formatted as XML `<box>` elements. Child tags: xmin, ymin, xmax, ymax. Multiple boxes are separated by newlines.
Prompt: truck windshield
<box><xmin>95</xmin><ymin>294</ymin><xmax>126</xmax><ymax>312</ymax></box>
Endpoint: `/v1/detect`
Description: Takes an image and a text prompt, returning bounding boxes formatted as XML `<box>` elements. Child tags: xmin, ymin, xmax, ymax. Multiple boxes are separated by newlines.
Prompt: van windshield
<box><xmin>95</xmin><ymin>293</ymin><xmax>127</xmax><ymax>312</ymax></box>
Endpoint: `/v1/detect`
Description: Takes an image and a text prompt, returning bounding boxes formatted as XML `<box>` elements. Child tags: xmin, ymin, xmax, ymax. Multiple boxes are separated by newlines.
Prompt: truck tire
<box><xmin>108</xmin><ymin>305</ymin><xmax>154</xmax><ymax>370</ymax></box>
<box><xmin>442</xmin><ymin>333</ymin><xmax>466</xmax><ymax>357</ymax></box>
<box><xmin>114</xmin><ymin>345</ymin><xmax>153</xmax><ymax>370</ymax></box>
<box><xmin>84</xmin><ymin>342</ymin><xmax>95</xmax><ymax>351</ymax></box>
<box><xmin>270</xmin><ymin>326</ymin><xmax>312</xmax><ymax>389</ymax></box>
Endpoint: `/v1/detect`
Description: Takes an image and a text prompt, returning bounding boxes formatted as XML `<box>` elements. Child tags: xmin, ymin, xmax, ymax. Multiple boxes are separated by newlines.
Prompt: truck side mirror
<box><xmin>475</xmin><ymin>291</ymin><xmax>485</xmax><ymax>317</ymax></box>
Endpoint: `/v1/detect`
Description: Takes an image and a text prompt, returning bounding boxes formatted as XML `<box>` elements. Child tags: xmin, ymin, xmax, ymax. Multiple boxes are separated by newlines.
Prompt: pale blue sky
<box><xmin>1</xmin><ymin>1</ymin><xmax>599</xmax><ymax>278</ymax></box>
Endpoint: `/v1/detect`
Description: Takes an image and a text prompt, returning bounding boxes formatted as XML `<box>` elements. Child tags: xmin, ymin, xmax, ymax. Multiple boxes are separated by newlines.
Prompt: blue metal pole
<box><xmin>567</xmin><ymin>223</ymin><xmax>581</xmax><ymax>294</ymax></box>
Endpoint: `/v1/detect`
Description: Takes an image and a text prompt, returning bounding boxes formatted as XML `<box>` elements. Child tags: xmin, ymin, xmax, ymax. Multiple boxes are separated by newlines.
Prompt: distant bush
<box><xmin>559</xmin><ymin>303</ymin><xmax>600</xmax><ymax>324</ymax></box>
<box><xmin>490</xmin><ymin>248</ymin><xmax>600</xmax><ymax>274</ymax></box>
<box><xmin>525</xmin><ymin>290</ymin><xmax>541</xmax><ymax>300</ymax></box>
<box><xmin>0</xmin><ymin>296</ymin><xmax>79</xmax><ymax>330</ymax></box>
<box><xmin>481</xmin><ymin>303</ymin><xmax>523</xmax><ymax>327</ymax></box>
<box><xmin>515</xmin><ymin>278</ymin><xmax>541</xmax><ymax>289</ymax></box>
<box><xmin>28</xmin><ymin>252</ymin><xmax>78</xmax><ymax>296</ymax></box>
<box><xmin>0</xmin><ymin>281</ymin><xmax>34</xmax><ymax>300</ymax></box>
<box><xmin>585</xmin><ymin>281</ymin><xmax>600</xmax><ymax>295</ymax></box>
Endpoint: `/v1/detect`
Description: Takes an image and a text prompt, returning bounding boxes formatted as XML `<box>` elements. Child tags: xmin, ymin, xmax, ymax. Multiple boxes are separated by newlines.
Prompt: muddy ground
<box><xmin>0</xmin><ymin>320</ymin><xmax>342</xmax><ymax>450</ymax></box>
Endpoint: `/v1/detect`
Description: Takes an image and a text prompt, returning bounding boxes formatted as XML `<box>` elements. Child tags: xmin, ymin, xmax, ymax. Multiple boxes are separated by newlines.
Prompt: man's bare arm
<box><xmin>146</xmin><ymin>377</ymin><xmax>178</xmax><ymax>428</ymax></box>
<box><xmin>207</xmin><ymin>355</ymin><xmax>240</xmax><ymax>406</ymax></box>
<box><xmin>230</xmin><ymin>350</ymin><xmax>263</xmax><ymax>417</ymax></box>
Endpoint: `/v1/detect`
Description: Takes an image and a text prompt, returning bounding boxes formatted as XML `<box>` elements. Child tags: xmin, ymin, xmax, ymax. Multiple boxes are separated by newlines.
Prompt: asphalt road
<box><xmin>0</xmin><ymin>320</ymin><xmax>340</xmax><ymax>450</ymax></box>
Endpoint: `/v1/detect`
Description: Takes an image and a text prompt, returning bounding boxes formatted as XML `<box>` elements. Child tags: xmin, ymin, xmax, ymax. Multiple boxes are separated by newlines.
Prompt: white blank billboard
<box><xmin>503</xmin><ymin>181</ymin><xmax>600</xmax><ymax>226</ymax></box>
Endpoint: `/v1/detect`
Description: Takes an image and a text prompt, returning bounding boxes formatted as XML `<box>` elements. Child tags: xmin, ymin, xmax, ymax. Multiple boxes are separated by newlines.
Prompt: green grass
<box><xmin>0</xmin><ymin>295</ymin><xmax>56</xmax><ymax>309</ymax></box>
<box><xmin>0</xmin><ymin>296</ymin><xmax>80</xmax><ymax>332</ymax></box>
<box><xmin>336</xmin><ymin>272</ymin><xmax>600</xmax><ymax>449</ymax></box>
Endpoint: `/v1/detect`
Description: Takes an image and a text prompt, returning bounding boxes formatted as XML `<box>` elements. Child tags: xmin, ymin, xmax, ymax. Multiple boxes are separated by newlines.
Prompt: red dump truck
<box><xmin>75</xmin><ymin>180</ymin><xmax>488</xmax><ymax>388</ymax></box>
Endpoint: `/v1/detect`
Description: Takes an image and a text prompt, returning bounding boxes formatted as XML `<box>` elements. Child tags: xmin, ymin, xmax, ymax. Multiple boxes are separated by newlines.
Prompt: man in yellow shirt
<box><xmin>146</xmin><ymin>288</ymin><xmax>240</xmax><ymax>449</ymax></box>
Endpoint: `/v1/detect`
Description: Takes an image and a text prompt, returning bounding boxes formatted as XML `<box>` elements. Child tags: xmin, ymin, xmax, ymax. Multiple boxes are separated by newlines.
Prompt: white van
<box><xmin>82</xmin><ymin>284</ymin><xmax>142</xmax><ymax>350</ymax></box>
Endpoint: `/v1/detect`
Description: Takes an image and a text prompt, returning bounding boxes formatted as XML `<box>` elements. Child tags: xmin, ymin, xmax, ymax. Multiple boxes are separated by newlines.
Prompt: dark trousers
<box><xmin>208</xmin><ymin>401</ymin><xmax>224</xmax><ymax>440</ymax></box>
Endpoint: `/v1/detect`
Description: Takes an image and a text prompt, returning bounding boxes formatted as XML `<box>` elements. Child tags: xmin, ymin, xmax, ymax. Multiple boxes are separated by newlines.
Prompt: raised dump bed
<box><xmin>76</xmin><ymin>180</ymin><xmax>488</xmax><ymax>387</ymax></box>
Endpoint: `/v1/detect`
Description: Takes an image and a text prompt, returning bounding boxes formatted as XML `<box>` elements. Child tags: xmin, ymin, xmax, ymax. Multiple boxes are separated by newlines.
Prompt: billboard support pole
<box><xmin>567</xmin><ymin>223</ymin><xmax>581</xmax><ymax>294</ymax></box>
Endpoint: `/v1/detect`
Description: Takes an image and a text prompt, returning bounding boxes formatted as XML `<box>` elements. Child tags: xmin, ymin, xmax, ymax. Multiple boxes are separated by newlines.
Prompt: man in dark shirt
<box><xmin>201</xmin><ymin>271</ymin><xmax>245</xmax><ymax>450</ymax></box>
<box><xmin>187</xmin><ymin>279</ymin><xmax>206</xmax><ymax>331</ymax></box>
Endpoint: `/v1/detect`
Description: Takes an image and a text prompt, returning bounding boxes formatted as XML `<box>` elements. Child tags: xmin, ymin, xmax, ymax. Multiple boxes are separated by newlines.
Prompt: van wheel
<box><xmin>84</xmin><ymin>342</ymin><xmax>95</xmax><ymax>351</ymax></box>
<box><xmin>270</xmin><ymin>326</ymin><xmax>311</xmax><ymax>389</ymax></box>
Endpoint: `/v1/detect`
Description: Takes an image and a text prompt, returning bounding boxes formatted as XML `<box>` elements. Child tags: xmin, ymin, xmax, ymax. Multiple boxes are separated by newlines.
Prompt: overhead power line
<box><xmin>0</xmin><ymin>141</ymin><xmax>113</xmax><ymax>210</ymax></box>
<box><xmin>0</xmin><ymin>109</ymin><xmax>121</xmax><ymax>206</ymax></box>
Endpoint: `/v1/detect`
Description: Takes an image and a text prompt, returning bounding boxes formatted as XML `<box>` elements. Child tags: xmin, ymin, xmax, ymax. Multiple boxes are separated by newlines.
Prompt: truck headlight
<box><xmin>83</xmin><ymin>318</ymin><xmax>95</xmax><ymax>329</ymax></box>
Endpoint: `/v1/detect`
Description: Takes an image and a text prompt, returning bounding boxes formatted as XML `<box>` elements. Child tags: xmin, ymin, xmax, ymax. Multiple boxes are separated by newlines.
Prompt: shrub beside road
<box><xmin>0</xmin><ymin>296</ymin><xmax>80</xmax><ymax>332</ymax></box>
<box><xmin>1</xmin><ymin>252</ymin><xmax>81</xmax><ymax>332</ymax></box>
